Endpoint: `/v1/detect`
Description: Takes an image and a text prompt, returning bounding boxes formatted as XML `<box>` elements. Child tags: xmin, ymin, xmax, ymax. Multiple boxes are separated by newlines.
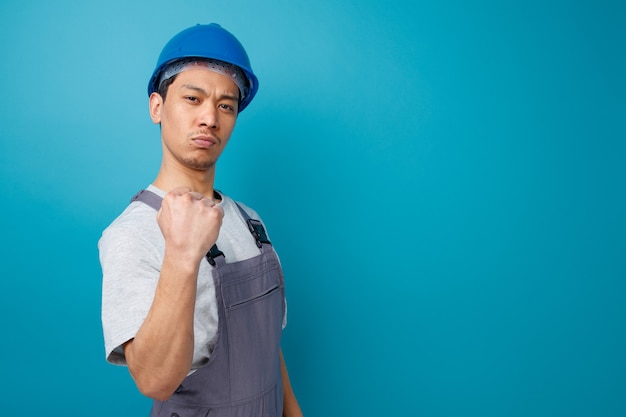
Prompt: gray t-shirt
<box><xmin>99</xmin><ymin>185</ymin><xmax>285</xmax><ymax>368</ymax></box>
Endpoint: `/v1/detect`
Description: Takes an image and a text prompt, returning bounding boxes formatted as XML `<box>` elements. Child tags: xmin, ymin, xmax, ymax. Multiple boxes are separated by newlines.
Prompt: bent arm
<box><xmin>123</xmin><ymin>251</ymin><xmax>199</xmax><ymax>401</ymax></box>
<box><xmin>124</xmin><ymin>189</ymin><xmax>223</xmax><ymax>401</ymax></box>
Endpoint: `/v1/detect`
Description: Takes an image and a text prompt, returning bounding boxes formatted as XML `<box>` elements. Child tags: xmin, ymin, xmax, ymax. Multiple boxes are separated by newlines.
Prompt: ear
<box><xmin>149</xmin><ymin>92</ymin><xmax>163</xmax><ymax>124</ymax></box>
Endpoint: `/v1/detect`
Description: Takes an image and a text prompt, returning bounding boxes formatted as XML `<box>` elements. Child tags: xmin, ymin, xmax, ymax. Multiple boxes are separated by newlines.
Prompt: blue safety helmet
<box><xmin>147</xmin><ymin>23</ymin><xmax>259</xmax><ymax>112</ymax></box>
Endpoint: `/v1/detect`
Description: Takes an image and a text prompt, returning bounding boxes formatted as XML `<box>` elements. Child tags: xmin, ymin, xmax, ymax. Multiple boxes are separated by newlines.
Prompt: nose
<box><xmin>198</xmin><ymin>104</ymin><xmax>218</xmax><ymax>129</ymax></box>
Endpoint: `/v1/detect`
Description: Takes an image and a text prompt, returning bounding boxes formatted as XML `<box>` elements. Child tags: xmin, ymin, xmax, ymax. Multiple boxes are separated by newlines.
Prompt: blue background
<box><xmin>1</xmin><ymin>0</ymin><xmax>624</xmax><ymax>415</ymax></box>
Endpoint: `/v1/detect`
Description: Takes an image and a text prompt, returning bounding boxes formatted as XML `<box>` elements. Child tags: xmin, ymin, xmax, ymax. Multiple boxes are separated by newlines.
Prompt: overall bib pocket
<box><xmin>221</xmin><ymin>267</ymin><xmax>284</xmax><ymax>400</ymax></box>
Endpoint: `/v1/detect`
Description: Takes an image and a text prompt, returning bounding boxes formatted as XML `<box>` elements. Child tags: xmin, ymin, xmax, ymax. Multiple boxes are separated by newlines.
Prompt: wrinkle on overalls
<box><xmin>131</xmin><ymin>190</ymin><xmax>285</xmax><ymax>417</ymax></box>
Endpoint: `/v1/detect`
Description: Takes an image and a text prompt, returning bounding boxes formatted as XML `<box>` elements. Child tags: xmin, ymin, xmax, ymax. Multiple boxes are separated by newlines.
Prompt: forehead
<box><xmin>172</xmin><ymin>68</ymin><xmax>239</xmax><ymax>94</ymax></box>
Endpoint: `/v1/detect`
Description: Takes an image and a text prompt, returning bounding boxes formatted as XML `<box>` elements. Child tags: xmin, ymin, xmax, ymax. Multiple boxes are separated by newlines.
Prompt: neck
<box><xmin>153</xmin><ymin>163</ymin><xmax>217</xmax><ymax>198</ymax></box>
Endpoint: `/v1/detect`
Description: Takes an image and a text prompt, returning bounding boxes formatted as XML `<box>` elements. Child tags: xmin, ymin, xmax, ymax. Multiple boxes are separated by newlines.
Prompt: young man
<box><xmin>99</xmin><ymin>24</ymin><xmax>302</xmax><ymax>417</ymax></box>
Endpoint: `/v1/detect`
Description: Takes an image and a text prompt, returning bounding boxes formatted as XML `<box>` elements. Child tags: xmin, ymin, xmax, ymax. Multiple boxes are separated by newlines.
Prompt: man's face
<box><xmin>150</xmin><ymin>68</ymin><xmax>240</xmax><ymax>172</ymax></box>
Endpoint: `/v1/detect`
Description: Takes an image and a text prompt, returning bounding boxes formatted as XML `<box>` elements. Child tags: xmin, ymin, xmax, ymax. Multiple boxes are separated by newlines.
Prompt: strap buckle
<box><xmin>205</xmin><ymin>244</ymin><xmax>224</xmax><ymax>266</ymax></box>
<box><xmin>247</xmin><ymin>219</ymin><xmax>271</xmax><ymax>248</ymax></box>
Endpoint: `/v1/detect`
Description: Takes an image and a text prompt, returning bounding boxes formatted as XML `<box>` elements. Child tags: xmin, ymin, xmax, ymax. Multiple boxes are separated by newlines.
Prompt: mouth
<box><xmin>191</xmin><ymin>134</ymin><xmax>219</xmax><ymax>149</ymax></box>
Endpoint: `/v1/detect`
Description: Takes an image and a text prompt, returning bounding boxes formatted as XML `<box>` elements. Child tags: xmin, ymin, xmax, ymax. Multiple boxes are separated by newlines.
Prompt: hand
<box><xmin>156</xmin><ymin>187</ymin><xmax>224</xmax><ymax>264</ymax></box>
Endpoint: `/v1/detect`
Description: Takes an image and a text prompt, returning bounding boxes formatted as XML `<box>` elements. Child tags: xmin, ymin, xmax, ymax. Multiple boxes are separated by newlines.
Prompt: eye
<box><xmin>185</xmin><ymin>96</ymin><xmax>199</xmax><ymax>103</ymax></box>
<box><xmin>219</xmin><ymin>103</ymin><xmax>236</xmax><ymax>113</ymax></box>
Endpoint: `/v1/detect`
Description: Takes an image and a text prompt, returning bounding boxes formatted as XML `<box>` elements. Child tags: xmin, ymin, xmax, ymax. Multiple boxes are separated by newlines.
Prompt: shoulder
<box><xmin>99</xmin><ymin>200</ymin><xmax>162</xmax><ymax>255</ymax></box>
<box><xmin>102</xmin><ymin>201</ymin><xmax>156</xmax><ymax>235</ymax></box>
<box><xmin>217</xmin><ymin>192</ymin><xmax>263</xmax><ymax>222</ymax></box>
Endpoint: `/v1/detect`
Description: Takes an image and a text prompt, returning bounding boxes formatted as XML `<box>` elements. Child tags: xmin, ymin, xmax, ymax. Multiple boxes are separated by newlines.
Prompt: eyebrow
<box><xmin>181</xmin><ymin>84</ymin><xmax>238</xmax><ymax>102</ymax></box>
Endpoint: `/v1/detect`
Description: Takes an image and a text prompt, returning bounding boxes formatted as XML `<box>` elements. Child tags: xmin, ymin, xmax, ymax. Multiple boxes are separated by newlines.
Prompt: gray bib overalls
<box><xmin>132</xmin><ymin>190</ymin><xmax>285</xmax><ymax>417</ymax></box>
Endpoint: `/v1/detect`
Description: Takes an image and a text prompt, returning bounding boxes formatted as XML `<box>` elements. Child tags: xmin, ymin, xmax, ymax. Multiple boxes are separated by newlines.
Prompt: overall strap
<box><xmin>130</xmin><ymin>189</ymin><xmax>225</xmax><ymax>266</ymax></box>
<box><xmin>234</xmin><ymin>202</ymin><xmax>272</xmax><ymax>248</ymax></box>
<box><xmin>131</xmin><ymin>189</ymin><xmax>163</xmax><ymax>211</ymax></box>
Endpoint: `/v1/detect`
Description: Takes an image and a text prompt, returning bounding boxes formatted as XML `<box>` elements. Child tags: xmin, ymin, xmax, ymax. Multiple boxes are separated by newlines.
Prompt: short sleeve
<box><xmin>99</xmin><ymin>208</ymin><xmax>163</xmax><ymax>365</ymax></box>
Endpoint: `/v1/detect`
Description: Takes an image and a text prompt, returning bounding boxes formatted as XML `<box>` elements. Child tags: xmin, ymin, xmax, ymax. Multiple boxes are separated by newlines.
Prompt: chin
<box><xmin>187</xmin><ymin>160</ymin><xmax>216</xmax><ymax>171</ymax></box>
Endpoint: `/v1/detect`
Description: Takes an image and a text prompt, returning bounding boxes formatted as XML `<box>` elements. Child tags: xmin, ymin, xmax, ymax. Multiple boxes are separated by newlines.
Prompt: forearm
<box><xmin>280</xmin><ymin>349</ymin><xmax>303</xmax><ymax>417</ymax></box>
<box><xmin>125</xmin><ymin>252</ymin><xmax>199</xmax><ymax>401</ymax></box>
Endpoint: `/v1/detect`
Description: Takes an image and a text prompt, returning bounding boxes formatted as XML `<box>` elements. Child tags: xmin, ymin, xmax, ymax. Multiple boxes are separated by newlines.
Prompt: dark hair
<box><xmin>156</xmin><ymin>74</ymin><xmax>178</xmax><ymax>101</ymax></box>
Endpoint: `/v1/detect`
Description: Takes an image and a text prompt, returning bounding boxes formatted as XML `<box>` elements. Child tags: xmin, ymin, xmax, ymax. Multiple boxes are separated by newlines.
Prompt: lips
<box><xmin>191</xmin><ymin>135</ymin><xmax>219</xmax><ymax>149</ymax></box>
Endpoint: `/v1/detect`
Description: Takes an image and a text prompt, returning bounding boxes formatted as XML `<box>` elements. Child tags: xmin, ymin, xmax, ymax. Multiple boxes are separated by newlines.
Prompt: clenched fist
<box><xmin>157</xmin><ymin>187</ymin><xmax>224</xmax><ymax>265</ymax></box>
